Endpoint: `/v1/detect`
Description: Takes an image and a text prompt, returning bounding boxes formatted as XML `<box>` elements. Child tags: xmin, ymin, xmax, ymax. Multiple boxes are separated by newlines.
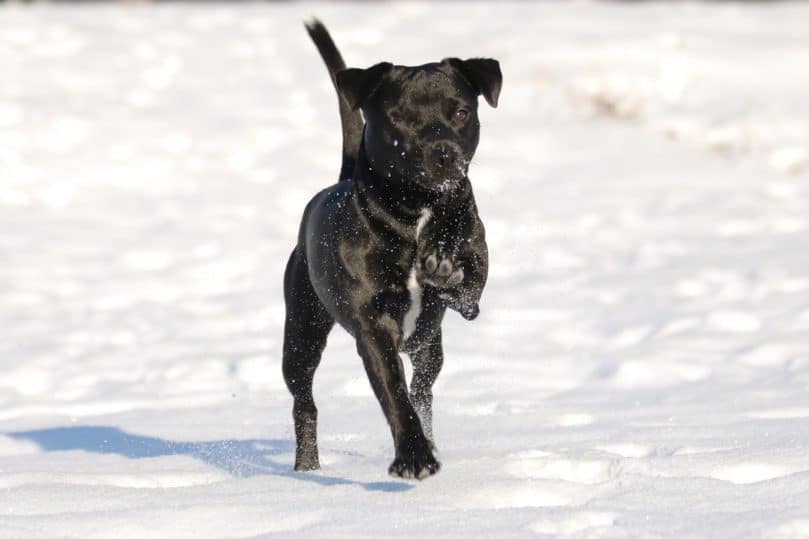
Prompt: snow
<box><xmin>2</xmin><ymin>1</ymin><xmax>809</xmax><ymax>537</ymax></box>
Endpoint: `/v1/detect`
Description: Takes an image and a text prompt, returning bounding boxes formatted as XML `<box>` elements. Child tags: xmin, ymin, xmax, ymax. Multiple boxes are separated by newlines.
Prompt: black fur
<box><xmin>283</xmin><ymin>19</ymin><xmax>501</xmax><ymax>480</ymax></box>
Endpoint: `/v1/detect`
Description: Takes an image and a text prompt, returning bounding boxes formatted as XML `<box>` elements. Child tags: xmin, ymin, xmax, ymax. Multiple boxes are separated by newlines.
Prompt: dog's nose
<box><xmin>429</xmin><ymin>146</ymin><xmax>459</xmax><ymax>171</ymax></box>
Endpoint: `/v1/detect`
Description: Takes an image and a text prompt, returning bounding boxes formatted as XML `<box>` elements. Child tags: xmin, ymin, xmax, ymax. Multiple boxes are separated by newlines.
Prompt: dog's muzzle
<box><xmin>426</xmin><ymin>143</ymin><xmax>466</xmax><ymax>182</ymax></box>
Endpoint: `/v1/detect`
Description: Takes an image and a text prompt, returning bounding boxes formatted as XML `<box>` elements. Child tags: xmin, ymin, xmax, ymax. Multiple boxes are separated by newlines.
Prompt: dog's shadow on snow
<box><xmin>8</xmin><ymin>426</ymin><xmax>412</xmax><ymax>492</ymax></box>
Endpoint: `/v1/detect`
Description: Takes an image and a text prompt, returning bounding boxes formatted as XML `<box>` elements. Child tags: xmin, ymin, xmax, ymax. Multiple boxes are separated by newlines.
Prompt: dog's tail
<box><xmin>305</xmin><ymin>18</ymin><xmax>364</xmax><ymax>182</ymax></box>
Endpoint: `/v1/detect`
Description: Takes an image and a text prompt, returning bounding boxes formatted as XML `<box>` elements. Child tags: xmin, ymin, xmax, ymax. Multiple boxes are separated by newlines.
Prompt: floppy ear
<box><xmin>447</xmin><ymin>58</ymin><xmax>502</xmax><ymax>108</ymax></box>
<box><xmin>336</xmin><ymin>62</ymin><xmax>393</xmax><ymax>111</ymax></box>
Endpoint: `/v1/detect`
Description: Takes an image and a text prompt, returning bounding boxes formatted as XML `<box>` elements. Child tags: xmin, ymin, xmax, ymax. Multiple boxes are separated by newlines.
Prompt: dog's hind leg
<box><xmin>409</xmin><ymin>329</ymin><xmax>444</xmax><ymax>448</ymax></box>
<box><xmin>282</xmin><ymin>248</ymin><xmax>334</xmax><ymax>471</ymax></box>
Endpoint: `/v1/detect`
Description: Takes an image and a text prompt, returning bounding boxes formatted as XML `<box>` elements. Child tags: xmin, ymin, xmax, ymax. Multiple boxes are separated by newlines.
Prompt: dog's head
<box><xmin>337</xmin><ymin>58</ymin><xmax>501</xmax><ymax>192</ymax></box>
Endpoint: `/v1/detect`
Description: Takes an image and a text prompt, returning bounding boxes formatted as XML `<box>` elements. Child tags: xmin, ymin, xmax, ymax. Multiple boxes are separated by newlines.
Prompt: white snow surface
<box><xmin>2</xmin><ymin>2</ymin><xmax>809</xmax><ymax>537</ymax></box>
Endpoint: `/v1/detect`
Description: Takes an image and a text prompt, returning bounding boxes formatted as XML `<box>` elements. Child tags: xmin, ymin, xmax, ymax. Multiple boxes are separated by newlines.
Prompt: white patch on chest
<box><xmin>415</xmin><ymin>208</ymin><xmax>431</xmax><ymax>239</ymax></box>
<box><xmin>402</xmin><ymin>209</ymin><xmax>432</xmax><ymax>340</ymax></box>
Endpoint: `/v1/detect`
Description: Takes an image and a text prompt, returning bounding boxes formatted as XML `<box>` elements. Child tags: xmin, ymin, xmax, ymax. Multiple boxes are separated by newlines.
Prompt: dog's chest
<box><xmin>401</xmin><ymin>209</ymin><xmax>432</xmax><ymax>340</ymax></box>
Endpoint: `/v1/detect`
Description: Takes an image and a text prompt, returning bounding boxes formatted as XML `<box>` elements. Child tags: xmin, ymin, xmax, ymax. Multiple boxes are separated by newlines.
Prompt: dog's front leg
<box><xmin>418</xmin><ymin>237</ymin><xmax>488</xmax><ymax>321</ymax></box>
<box><xmin>418</xmin><ymin>199</ymin><xmax>488</xmax><ymax>320</ymax></box>
<box><xmin>355</xmin><ymin>324</ymin><xmax>440</xmax><ymax>480</ymax></box>
<box><xmin>439</xmin><ymin>245</ymin><xmax>487</xmax><ymax>320</ymax></box>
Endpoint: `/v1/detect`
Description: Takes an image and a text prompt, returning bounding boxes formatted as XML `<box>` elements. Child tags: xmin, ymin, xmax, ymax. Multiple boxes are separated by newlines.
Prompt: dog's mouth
<box><xmin>413</xmin><ymin>165</ymin><xmax>466</xmax><ymax>193</ymax></box>
<box><xmin>430</xmin><ymin>160</ymin><xmax>468</xmax><ymax>179</ymax></box>
<box><xmin>416</xmin><ymin>150</ymin><xmax>468</xmax><ymax>191</ymax></box>
<box><xmin>433</xmin><ymin>176</ymin><xmax>464</xmax><ymax>193</ymax></box>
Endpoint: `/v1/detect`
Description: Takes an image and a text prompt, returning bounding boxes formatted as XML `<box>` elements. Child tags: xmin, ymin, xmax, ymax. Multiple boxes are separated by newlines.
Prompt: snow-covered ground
<box><xmin>2</xmin><ymin>2</ymin><xmax>809</xmax><ymax>537</ymax></box>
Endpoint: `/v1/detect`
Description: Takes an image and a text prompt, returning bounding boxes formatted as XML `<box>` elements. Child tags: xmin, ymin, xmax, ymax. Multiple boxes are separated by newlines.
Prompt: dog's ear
<box><xmin>336</xmin><ymin>62</ymin><xmax>393</xmax><ymax>111</ymax></box>
<box><xmin>447</xmin><ymin>58</ymin><xmax>502</xmax><ymax>108</ymax></box>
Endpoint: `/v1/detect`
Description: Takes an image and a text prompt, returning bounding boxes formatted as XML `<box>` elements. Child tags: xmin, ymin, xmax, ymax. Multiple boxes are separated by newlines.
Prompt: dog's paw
<box><xmin>388</xmin><ymin>438</ymin><xmax>441</xmax><ymax>480</ymax></box>
<box><xmin>388</xmin><ymin>455</ymin><xmax>441</xmax><ymax>480</ymax></box>
<box><xmin>439</xmin><ymin>294</ymin><xmax>480</xmax><ymax>321</ymax></box>
<box><xmin>419</xmin><ymin>252</ymin><xmax>464</xmax><ymax>289</ymax></box>
<box><xmin>293</xmin><ymin>459</ymin><xmax>320</xmax><ymax>472</ymax></box>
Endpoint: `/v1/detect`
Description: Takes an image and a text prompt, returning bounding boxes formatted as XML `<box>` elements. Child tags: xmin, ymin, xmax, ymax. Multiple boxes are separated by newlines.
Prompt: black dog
<box><xmin>282</xmin><ymin>19</ymin><xmax>501</xmax><ymax>480</ymax></box>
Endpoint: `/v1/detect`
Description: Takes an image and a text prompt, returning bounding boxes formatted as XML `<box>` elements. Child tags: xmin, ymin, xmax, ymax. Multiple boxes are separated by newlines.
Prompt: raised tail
<box><xmin>305</xmin><ymin>19</ymin><xmax>364</xmax><ymax>182</ymax></box>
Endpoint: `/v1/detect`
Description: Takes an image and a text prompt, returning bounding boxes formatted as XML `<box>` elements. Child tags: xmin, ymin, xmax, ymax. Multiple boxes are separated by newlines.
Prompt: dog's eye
<box><xmin>454</xmin><ymin>109</ymin><xmax>469</xmax><ymax>122</ymax></box>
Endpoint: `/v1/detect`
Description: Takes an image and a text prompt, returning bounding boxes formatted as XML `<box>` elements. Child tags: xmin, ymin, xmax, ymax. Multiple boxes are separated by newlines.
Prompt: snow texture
<box><xmin>2</xmin><ymin>2</ymin><xmax>809</xmax><ymax>537</ymax></box>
